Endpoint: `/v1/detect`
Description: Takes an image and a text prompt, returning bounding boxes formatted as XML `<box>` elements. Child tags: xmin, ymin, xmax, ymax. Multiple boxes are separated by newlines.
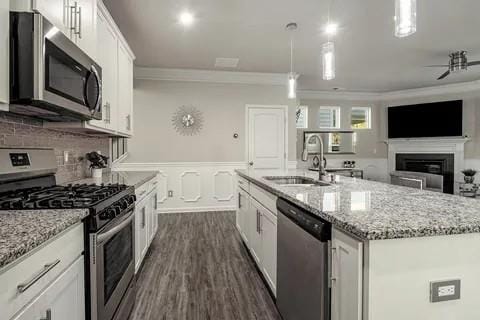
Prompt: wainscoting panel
<box><xmin>180</xmin><ymin>171</ymin><xmax>201</xmax><ymax>202</ymax></box>
<box><xmin>113</xmin><ymin>162</ymin><xmax>246</xmax><ymax>213</ymax></box>
<box><xmin>213</xmin><ymin>171</ymin><xmax>234</xmax><ymax>202</ymax></box>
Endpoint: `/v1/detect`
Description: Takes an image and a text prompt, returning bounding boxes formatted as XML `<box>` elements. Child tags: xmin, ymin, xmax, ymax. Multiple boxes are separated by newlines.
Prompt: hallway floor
<box><xmin>129</xmin><ymin>211</ymin><xmax>281</xmax><ymax>320</ymax></box>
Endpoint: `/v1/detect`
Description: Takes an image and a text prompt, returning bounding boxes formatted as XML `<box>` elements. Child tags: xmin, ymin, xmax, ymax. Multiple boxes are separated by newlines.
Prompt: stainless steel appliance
<box><xmin>276</xmin><ymin>198</ymin><xmax>331</xmax><ymax>320</ymax></box>
<box><xmin>10</xmin><ymin>12</ymin><xmax>102</xmax><ymax>121</ymax></box>
<box><xmin>0</xmin><ymin>148</ymin><xmax>135</xmax><ymax>320</ymax></box>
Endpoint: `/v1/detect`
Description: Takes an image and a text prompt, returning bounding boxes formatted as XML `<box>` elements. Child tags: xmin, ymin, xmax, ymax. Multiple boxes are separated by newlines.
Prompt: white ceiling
<box><xmin>103</xmin><ymin>0</ymin><xmax>480</xmax><ymax>92</ymax></box>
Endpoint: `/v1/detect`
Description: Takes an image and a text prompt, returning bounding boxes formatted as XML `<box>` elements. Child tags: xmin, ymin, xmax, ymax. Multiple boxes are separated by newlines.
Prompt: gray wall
<box><xmin>125</xmin><ymin>80</ymin><xmax>297</xmax><ymax>163</ymax></box>
<box><xmin>298</xmin><ymin>93</ymin><xmax>480</xmax><ymax>163</ymax></box>
<box><xmin>379</xmin><ymin>93</ymin><xmax>480</xmax><ymax>159</ymax></box>
<box><xmin>297</xmin><ymin>99</ymin><xmax>387</xmax><ymax>166</ymax></box>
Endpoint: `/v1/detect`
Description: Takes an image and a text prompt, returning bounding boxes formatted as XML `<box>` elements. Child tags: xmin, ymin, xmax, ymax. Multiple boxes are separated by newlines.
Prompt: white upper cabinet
<box><xmin>0</xmin><ymin>0</ymin><xmax>9</xmax><ymax>104</ymax></box>
<box><xmin>88</xmin><ymin>7</ymin><xmax>118</xmax><ymax>132</ymax></box>
<box><xmin>32</xmin><ymin>0</ymin><xmax>97</xmax><ymax>58</ymax></box>
<box><xmin>72</xmin><ymin>0</ymin><xmax>97</xmax><ymax>59</ymax></box>
<box><xmin>117</xmin><ymin>41</ymin><xmax>134</xmax><ymax>136</ymax></box>
<box><xmin>32</xmin><ymin>0</ymin><xmax>71</xmax><ymax>34</ymax></box>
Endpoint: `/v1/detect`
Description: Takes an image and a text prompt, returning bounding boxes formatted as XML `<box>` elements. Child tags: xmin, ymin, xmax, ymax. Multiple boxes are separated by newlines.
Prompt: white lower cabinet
<box><xmin>331</xmin><ymin>227</ymin><xmax>363</xmax><ymax>320</ymax></box>
<box><xmin>135</xmin><ymin>198</ymin><xmax>149</xmax><ymax>273</ymax></box>
<box><xmin>260</xmin><ymin>207</ymin><xmax>277</xmax><ymax>295</ymax></box>
<box><xmin>134</xmin><ymin>176</ymin><xmax>159</xmax><ymax>273</ymax></box>
<box><xmin>236</xmin><ymin>178</ymin><xmax>277</xmax><ymax>295</ymax></box>
<box><xmin>236</xmin><ymin>188</ymin><xmax>249</xmax><ymax>244</ymax></box>
<box><xmin>12</xmin><ymin>255</ymin><xmax>85</xmax><ymax>320</ymax></box>
<box><xmin>248</xmin><ymin>198</ymin><xmax>263</xmax><ymax>266</ymax></box>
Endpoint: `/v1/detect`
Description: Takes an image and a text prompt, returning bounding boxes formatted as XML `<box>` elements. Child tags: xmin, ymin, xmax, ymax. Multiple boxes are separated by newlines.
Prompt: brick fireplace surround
<box><xmin>0</xmin><ymin>112</ymin><xmax>109</xmax><ymax>184</ymax></box>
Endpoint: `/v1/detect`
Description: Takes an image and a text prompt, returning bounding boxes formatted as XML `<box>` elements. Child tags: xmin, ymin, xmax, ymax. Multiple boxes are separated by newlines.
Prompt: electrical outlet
<box><xmin>168</xmin><ymin>190</ymin><xmax>174</xmax><ymax>197</ymax></box>
<box><xmin>430</xmin><ymin>279</ymin><xmax>461</xmax><ymax>302</ymax></box>
<box><xmin>438</xmin><ymin>285</ymin><xmax>455</xmax><ymax>297</ymax></box>
<box><xmin>63</xmin><ymin>151</ymin><xmax>69</xmax><ymax>164</ymax></box>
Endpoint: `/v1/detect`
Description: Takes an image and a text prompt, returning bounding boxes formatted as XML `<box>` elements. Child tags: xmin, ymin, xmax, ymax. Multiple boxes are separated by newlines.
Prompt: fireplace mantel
<box><xmin>387</xmin><ymin>137</ymin><xmax>469</xmax><ymax>191</ymax></box>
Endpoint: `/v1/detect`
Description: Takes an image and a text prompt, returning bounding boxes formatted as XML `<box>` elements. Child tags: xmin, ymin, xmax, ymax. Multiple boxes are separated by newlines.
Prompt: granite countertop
<box><xmin>0</xmin><ymin>209</ymin><xmax>89</xmax><ymax>269</ymax></box>
<box><xmin>236</xmin><ymin>169</ymin><xmax>480</xmax><ymax>240</ymax></box>
<box><xmin>68</xmin><ymin>171</ymin><xmax>157</xmax><ymax>189</ymax></box>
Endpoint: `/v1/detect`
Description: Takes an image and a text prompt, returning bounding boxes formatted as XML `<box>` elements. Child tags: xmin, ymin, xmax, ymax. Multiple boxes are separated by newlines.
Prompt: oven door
<box><xmin>90</xmin><ymin>209</ymin><xmax>135</xmax><ymax>320</ymax></box>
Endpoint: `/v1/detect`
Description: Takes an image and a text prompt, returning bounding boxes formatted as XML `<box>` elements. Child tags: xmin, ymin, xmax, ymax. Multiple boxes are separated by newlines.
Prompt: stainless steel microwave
<box><xmin>10</xmin><ymin>12</ymin><xmax>102</xmax><ymax>122</ymax></box>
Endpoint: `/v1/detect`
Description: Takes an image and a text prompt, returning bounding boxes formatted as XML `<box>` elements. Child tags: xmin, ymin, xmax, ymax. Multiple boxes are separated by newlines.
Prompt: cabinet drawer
<box><xmin>135</xmin><ymin>176</ymin><xmax>158</xmax><ymax>201</ymax></box>
<box><xmin>0</xmin><ymin>223</ymin><xmax>84</xmax><ymax>320</ymax></box>
<box><xmin>250</xmin><ymin>183</ymin><xmax>277</xmax><ymax>216</ymax></box>
<box><xmin>237</xmin><ymin>175</ymin><xmax>250</xmax><ymax>192</ymax></box>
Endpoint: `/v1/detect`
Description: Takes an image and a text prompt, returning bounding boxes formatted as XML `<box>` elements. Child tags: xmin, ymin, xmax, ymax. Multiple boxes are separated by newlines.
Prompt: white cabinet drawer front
<box><xmin>135</xmin><ymin>177</ymin><xmax>158</xmax><ymax>202</ymax></box>
<box><xmin>237</xmin><ymin>176</ymin><xmax>250</xmax><ymax>192</ymax></box>
<box><xmin>250</xmin><ymin>183</ymin><xmax>277</xmax><ymax>216</ymax></box>
<box><xmin>0</xmin><ymin>223</ymin><xmax>84</xmax><ymax>320</ymax></box>
<box><xmin>11</xmin><ymin>255</ymin><xmax>85</xmax><ymax>320</ymax></box>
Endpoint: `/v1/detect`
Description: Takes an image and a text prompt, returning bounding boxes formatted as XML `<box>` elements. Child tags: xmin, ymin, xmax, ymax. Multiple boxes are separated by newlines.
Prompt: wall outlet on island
<box><xmin>168</xmin><ymin>190</ymin><xmax>174</xmax><ymax>197</ymax></box>
<box><xmin>430</xmin><ymin>279</ymin><xmax>461</xmax><ymax>303</ymax></box>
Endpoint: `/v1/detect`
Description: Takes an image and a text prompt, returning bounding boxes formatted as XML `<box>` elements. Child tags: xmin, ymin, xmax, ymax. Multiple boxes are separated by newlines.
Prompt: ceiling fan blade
<box><xmin>425</xmin><ymin>65</ymin><xmax>448</xmax><ymax>67</ymax></box>
<box><xmin>467</xmin><ymin>61</ymin><xmax>480</xmax><ymax>66</ymax></box>
<box><xmin>437</xmin><ymin>70</ymin><xmax>450</xmax><ymax>80</ymax></box>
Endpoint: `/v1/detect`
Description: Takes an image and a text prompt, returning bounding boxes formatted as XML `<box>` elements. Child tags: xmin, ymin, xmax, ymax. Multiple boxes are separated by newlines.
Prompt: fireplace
<box><xmin>395</xmin><ymin>153</ymin><xmax>455</xmax><ymax>194</ymax></box>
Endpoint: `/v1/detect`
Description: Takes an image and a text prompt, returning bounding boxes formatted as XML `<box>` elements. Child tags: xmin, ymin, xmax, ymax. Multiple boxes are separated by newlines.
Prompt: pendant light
<box><xmin>322</xmin><ymin>1</ymin><xmax>336</xmax><ymax>80</ymax></box>
<box><xmin>286</xmin><ymin>22</ymin><xmax>298</xmax><ymax>99</ymax></box>
<box><xmin>394</xmin><ymin>0</ymin><xmax>417</xmax><ymax>37</ymax></box>
<box><xmin>322</xmin><ymin>42</ymin><xmax>335</xmax><ymax>80</ymax></box>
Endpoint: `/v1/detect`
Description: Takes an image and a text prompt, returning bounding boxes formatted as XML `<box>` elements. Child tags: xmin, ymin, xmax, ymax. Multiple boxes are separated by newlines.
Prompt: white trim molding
<box><xmin>299</xmin><ymin>80</ymin><xmax>480</xmax><ymax>101</ymax></box>
<box><xmin>134</xmin><ymin>68</ymin><xmax>480</xmax><ymax>100</ymax></box>
<box><xmin>134</xmin><ymin>67</ymin><xmax>287</xmax><ymax>86</ymax></box>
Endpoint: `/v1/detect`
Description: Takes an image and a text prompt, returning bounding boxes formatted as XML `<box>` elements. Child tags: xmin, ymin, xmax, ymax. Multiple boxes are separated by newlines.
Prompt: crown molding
<box><xmin>134</xmin><ymin>67</ymin><xmax>287</xmax><ymax>86</ymax></box>
<box><xmin>299</xmin><ymin>80</ymin><xmax>480</xmax><ymax>101</ymax></box>
<box><xmin>133</xmin><ymin>67</ymin><xmax>480</xmax><ymax>100</ymax></box>
<box><xmin>379</xmin><ymin>80</ymin><xmax>480</xmax><ymax>100</ymax></box>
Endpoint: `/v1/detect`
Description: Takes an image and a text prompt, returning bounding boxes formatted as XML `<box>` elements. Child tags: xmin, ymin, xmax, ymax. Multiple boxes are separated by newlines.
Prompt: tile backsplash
<box><xmin>0</xmin><ymin>112</ymin><xmax>110</xmax><ymax>183</ymax></box>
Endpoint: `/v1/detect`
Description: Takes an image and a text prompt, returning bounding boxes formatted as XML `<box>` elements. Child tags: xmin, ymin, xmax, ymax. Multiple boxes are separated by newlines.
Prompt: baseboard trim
<box><xmin>157</xmin><ymin>206</ymin><xmax>237</xmax><ymax>214</ymax></box>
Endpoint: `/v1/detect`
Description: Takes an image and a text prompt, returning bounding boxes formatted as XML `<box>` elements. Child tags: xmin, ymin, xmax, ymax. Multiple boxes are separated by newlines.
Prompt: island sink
<box><xmin>263</xmin><ymin>176</ymin><xmax>331</xmax><ymax>187</ymax></box>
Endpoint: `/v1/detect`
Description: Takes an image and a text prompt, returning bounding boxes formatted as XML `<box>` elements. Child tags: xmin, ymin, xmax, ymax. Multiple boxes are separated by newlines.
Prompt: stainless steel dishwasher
<box><xmin>277</xmin><ymin>198</ymin><xmax>331</xmax><ymax>320</ymax></box>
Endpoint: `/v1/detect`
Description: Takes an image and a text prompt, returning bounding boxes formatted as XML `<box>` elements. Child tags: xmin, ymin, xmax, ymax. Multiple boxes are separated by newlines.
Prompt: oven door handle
<box><xmin>97</xmin><ymin>210</ymin><xmax>134</xmax><ymax>244</ymax></box>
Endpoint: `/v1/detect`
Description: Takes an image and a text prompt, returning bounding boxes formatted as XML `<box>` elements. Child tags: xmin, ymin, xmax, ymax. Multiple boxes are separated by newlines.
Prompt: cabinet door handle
<box><xmin>76</xmin><ymin>6</ymin><xmax>82</xmax><ymax>38</ymax></box>
<box><xmin>126</xmin><ymin>115</ymin><xmax>131</xmax><ymax>131</ymax></box>
<box><xmin>238</xmin><ymin>194</ymin><xmax>241</xmax><ymax>209</ymax></box>
<box><xmin>40</xmin><ymin>309</ymin><xmax>52</xmax><ymax>320</ymax></box>
<box><xmin>142</xmin><ymin>208</ymin><xmax>146</xmax><ymax>228</ymax></box>
<box><xmin>17</xmin><ymin>260</ymin><xmax>61</xmax><ymax>293</ymax></box>
<box><xmin>256</xmin><ymin>210</ymin><xmax>261</xmax><ymax>233</ymax></box>
<box><xmin>70</xmin><ymin>2</ymin><xmax>77</xmax><ymax>34</ymax></box>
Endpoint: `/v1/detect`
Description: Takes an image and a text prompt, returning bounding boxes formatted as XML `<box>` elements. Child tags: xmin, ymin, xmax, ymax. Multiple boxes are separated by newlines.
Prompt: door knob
<box><xmin>249</xmin><ymin>161</ymin><xmax>254</xmax><ymax>166</ymax></box>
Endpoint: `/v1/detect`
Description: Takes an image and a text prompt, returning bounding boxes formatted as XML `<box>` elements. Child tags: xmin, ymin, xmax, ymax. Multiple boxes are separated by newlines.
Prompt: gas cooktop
<box><xmin>0</xmin><ymin>183</ymin><xmax>130</xmax><ymax>210</ymax></box>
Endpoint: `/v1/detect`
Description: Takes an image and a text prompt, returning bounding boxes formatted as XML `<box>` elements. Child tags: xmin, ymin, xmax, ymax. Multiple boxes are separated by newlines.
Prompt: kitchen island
<box><xmin>236</xmin><ymin>169</ymin><xmax>480</xmax><ymax>320</ymax></box>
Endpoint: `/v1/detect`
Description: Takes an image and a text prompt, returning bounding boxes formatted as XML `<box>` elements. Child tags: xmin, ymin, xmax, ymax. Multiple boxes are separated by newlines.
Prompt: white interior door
<box><xmin>247</xmin><ymin>106</ymin><xmax>287</xmax><ymax>170</ymax></box>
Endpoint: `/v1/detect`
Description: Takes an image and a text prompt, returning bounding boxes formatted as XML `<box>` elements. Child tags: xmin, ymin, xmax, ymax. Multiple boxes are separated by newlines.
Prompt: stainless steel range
<box><xmin>0</xmin><ymin>148</ymin><xmax>136</xmax><ymax>320</ymax></box>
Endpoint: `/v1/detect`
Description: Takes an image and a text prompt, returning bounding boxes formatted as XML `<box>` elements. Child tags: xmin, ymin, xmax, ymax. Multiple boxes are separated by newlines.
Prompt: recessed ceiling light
<box><xmin>179</xmin><ymin>11</ymin><xmax>194</xmax><ymax>26</ymax></box>
<box><xmin>325</xmin><ymin>23</ymin><xmax>338</xmax><ymax>36</ymax></box>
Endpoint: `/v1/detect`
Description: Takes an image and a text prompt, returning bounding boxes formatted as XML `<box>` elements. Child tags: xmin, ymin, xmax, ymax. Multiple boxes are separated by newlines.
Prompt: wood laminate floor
<box><xmin>129</xmin><ymin>211</ymin><xmax>281</xmax><ymax>320</ymax></box>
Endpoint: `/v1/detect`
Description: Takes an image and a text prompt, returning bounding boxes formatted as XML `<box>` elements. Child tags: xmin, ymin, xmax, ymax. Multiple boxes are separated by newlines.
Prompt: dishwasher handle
<box><xmin>277</xmin><ymin>198</ymin><xmax>331</xmax><ymax>242</ymax></box>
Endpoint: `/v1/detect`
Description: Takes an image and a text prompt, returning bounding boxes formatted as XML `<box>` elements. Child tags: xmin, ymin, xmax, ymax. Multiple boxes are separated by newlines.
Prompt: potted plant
<box><xmin>86</xmin><ymin>151</ymin><xmax>109</xmax><ymax>178</ymax></box>
<box><xmin>461</xmin><ymin>169</ymin><xmax>477</xmax><ymax>184</ymax></box>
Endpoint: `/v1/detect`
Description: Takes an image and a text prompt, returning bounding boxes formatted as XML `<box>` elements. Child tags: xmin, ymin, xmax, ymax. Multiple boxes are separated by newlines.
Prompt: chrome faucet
<box><xmin>302</xmin><ymin>134</ymin><xmax>328</xmax><ymax>181</ymax></box>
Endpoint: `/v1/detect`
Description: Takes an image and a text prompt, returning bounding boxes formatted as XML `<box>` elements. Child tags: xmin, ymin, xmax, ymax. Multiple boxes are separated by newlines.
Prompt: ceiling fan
<box><xmin>427</xmin><ymin>51</ymin><xmax>480</xmax><ymax>80</ymax></box>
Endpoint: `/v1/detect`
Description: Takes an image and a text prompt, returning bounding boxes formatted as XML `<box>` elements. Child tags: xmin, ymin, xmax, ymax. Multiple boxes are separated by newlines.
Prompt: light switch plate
<box><xmin>430</xmin><ymin>279</ymin><xmax>461</xmax><ymax>303</ymax></box>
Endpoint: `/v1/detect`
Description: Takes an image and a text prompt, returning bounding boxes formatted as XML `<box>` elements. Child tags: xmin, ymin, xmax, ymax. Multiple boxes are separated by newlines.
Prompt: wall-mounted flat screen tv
<box><xmin>388</xmin><ymin>100</ymin><xmax>463</xmax><ymax>139</ymax></box>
